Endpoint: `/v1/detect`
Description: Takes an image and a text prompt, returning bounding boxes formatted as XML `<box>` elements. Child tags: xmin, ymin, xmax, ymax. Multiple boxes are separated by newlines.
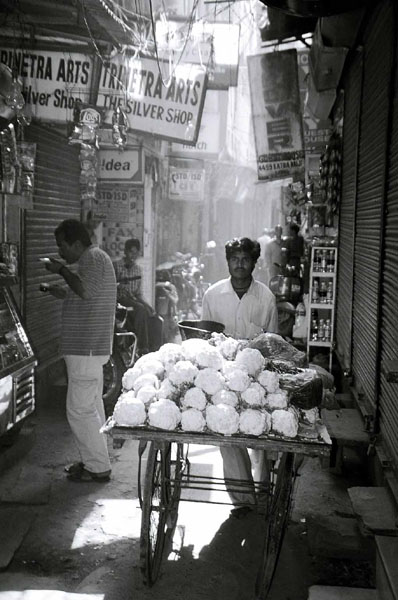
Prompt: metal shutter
<box><xmin>335</xmin><ymin>51</ymin><xmax>362</xmax><ymax>373</ymax></box>
<box><xmin>351</xmin><ymin>1</ymin><xmax>394</xmax><ymax>414</ymax></box>
<box><xmin>379</xmin><ymin>8</ymin><xmax>398</xmax><ymax>470</ymax></box>
<box><xmin>24</xmin><ymin>123</ymin><xmax>81</xmax><ymax>366</ymax></box>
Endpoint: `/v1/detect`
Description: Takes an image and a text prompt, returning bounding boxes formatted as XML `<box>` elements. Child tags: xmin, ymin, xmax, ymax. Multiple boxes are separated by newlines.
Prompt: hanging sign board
<box><xmin>247</xmin><ymin>49</ymin><xmax>305</xmax><ymax>181</ymax></box>
<box><xmin>168</xmin><ymin>167</ymin><xmax>205</xmax><ymax>201</ymax></box>
<box><xmin>97</xmin><ymin>148</ymin><xmax>142</xmax><ymax>182</ymax></box>
<box><xmin>171</xmin><ymin>112</ymin><xmax>220</xmax><ymax>155</ymax></box>
<box><xmin>0</xmin><ymin>48</ymin><xmax>92</xmax><ymax>122</ymax></box>
<box><xmin>97</xmin><ymin>56</ymin><xmax>207</xmax><ymax>145</ymax></box>
<box><xmin>94</xmin><ymin>184</ymin><xmax>144</xmax><ymax>223</ymax></box>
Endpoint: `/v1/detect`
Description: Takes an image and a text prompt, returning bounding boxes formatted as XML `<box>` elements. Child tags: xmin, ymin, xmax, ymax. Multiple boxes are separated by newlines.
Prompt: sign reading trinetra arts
<box><xmin>247</xmin><ymin>50</ymin><xmax>304</xmax><ymax>181</ymax></box>
<box><xmin>0</xmin><ymin>48</ymin><xmax>92</xmax><ymax>121</ymax></box>
<box><xmin>97</xmin><ymin>56</ymin><xmax>207</xmax><ymax>145</ymax></box>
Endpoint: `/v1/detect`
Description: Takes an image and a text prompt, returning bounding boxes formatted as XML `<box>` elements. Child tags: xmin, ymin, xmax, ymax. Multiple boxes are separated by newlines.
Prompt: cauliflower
<box><xmin>121</xmin><ymin>365</ymin><xmax>143</xmax><ymax>391</ymax></box>
<box><xmin>298</xmin><ymin>407</ymin><xmax>319</xmax><ymax>425</ymax></box>
<box><xmin>138</xmin><ymin>358</ymin><xmax>165</xmax><ymax>379</ymax></box>
<box><xmin>113</xmin><ymin>393</ymin><xmax>146</xmax><ymax>427</ymax></box>
<box><xmin>241</xmin><ymin>382</ymin><xmax>266</xmax><ymax>408</ymax></box>
<box><xmin>206</xmin><ymin>403</ymin><xmax>239</xmax><ymax>435</ymax></box>
<box><xmin>223</xmin><ymin>363</ymin><xmax>251</xmax><ymax>392</ymax></box>
<box><xmin>133</xmin><ymin>351</ymin><xmax>160</xmax><ymax>369</ymax></box>
<box><xmin>271</xmin><ymin>408</ymin><xmax>299</xmax><ymax>438</ymax></box>
<box><xmin>194</xmin><ymin>368</ymin><xmax>225</xmax><ymax>396</ymax></box>
<box><xmin>235</xmin><ymin>348</ymin><xmax>265</xmax><ymax>377</ymax></box>
<box><xmin>257</xmin><ymin>370</ymin><xmax>280</xmax><ymax>393</ymax></box>
<box><xmin>157</xmin><ymin>378</ymin><xmax>179</xmax><ymax>401</ymax></box>
<box><xmin>239</xmin><ymin>409</ymin><xmax>270</xmax><ymax>436</ymax></box>
<box><xmin>212</xmin><ymin>389</ymin><xmax>239</xmax><ymax>408</ymax></box>
<box><xmin>264</xmin><ymin>390</ymin><xmax>288</xmax><ymax>411</ymax></box>
<box><xmin>181</xmin><ymin>338</ymin><xmax>210</xmax><ymax>362</ymax></box>
<box><xmin>168</xmin><ymin>360</ymin><xmax>199</xmax><ymax>388</ymax></box>
<box><xmin>182</xmin><ymin>387</ymin><xmax>207</xmax><ymax>410</ymax></box>
<box><xmin>148</xmin><ymin>398</ymin><xmax>181</xmax><ymax>430</ymax></box>
<box><xmin>136</xmin><ymin>385</ymin><xmax>158</xmax><ymax>406</ymax></box>
<box><xmin>157</xmin><ymin>343</ymin><xmax>185</xmax><ymax>368</ymax></box>
<box><xmin>181</xmin><ymin>408</ymin><xmax>206</xmax><ymax>432</ymax></box>
<box><xmin>133</xmin><ymin>373</ymin><xmax>160</xmax><ymax>392</ymax></box>
<box><xmin>218</xmin><ymin>337</ymin><xmax>241</xmax><ymax>360</ymax></box>
<box><xmin>195</xmin><ymin>345</ymin><xmax>223</xmax><ymax>371</ymax></box>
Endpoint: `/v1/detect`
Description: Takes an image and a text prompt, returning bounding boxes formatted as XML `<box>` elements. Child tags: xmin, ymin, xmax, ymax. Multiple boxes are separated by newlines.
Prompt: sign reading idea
<box><xmin>97</xmin><ymin>56</ymin><xmax>207</xmax><ymax>145</ymax></box>
<box><xmin>247</xmin><ymin>50</ymin><xmax>305</xmax><ymax>181</ymax></box>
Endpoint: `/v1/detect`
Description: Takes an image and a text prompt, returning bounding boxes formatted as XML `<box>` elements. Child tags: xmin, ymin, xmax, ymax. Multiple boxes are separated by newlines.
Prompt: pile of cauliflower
<box><xmin>112</xmin><ymin>333</ymin><xmax>321</xmax><ymax>439</ymax></box>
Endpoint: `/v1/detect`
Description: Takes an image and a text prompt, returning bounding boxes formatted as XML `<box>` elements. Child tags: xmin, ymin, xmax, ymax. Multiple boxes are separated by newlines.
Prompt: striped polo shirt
<box><xmin>60</xmin><ymin>246</ymin><xmax>117</xmax><ymax>356</ymax></box>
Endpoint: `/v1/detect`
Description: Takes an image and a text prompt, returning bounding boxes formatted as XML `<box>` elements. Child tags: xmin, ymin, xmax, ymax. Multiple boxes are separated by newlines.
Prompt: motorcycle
<box><xmin>155</xmin><ymin>267</ymin><xmax>179</xmax><ymax>343</ymax></box>
<box><xmin>102</xmin><ymin>303</ymin><xmax>137</xmax><ymax>417</ymax></box>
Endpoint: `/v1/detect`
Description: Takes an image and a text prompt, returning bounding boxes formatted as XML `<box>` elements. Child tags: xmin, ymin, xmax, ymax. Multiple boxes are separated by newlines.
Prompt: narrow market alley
<box><xmin>0</xmin><ymin>382</ymin><xmax>374</xmax><ymax>600</ymax></box>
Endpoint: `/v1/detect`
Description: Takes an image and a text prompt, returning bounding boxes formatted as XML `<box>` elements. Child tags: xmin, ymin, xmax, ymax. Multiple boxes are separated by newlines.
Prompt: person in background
<box><xmin>201</xmin><ymin>237</ymin><xmax>278</xmax><ymax>518</ymax></box>
<box><xmin>264</xmin><ymin>224</ymin><xmax>283</xmax><ymax>285</ymax></box>
<box><xmin>43</xmin><ymin>219</ymin><xmax>116</xmax><ymax>482</ymax></box>
<box><xmin>113</xmin><ymin>238</ymin><xmax>155</xmax><ymax>356</ymax></box>
<box><xmin>284</xmin><ymin>222</ymin><xmax>305</xmax><ymax>276</ymax></box>
<box><xmin>256</xmin><ymin>227</ymin><xmax>274</xmax><ymax>284</ymax></box>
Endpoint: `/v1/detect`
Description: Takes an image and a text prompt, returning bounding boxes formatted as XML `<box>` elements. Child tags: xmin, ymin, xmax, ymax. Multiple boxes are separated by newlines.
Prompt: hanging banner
<box><xmin>0</xmin><ymin>48</ymin><xmax>93</xmax><ymax>122</ymax></box>
<box><xmin>247</xmin><ymin>49</ymin><xmax>305</xmax><ymax>181</ymax></box>
<box><xmin>168</xmin><ymin>167</ymin><xmax>205</xmax><ymax>201</ymax></box>
<box><xmin>97</xmin><ymin>56</ymin><xmax>207</xmax><ymax>145</ymax></box>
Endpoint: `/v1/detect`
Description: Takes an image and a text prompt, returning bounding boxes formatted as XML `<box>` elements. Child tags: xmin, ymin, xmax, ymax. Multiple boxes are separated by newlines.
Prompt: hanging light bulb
<box><xmin>3</xmin><ymin>67</ymin><xmax>25</xmax><ymax>111</ymax></box>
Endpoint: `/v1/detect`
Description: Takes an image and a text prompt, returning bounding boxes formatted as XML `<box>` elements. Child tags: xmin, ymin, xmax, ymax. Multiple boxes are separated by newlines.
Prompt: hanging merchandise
<box><xmin>68</xmin><ymin>100</ymin><xmax>102</xmax><ymax>150</ymax></box>
<box><xmin>0</xmin><ymin>123</ymin><xmax>19</xmax><ymax>193</ymax></box>
<box><xmin>319</xmin><ymin>132</ymin><xmax>342</xmax><ymax>225</ymax></box>
<box><xmin>17</xmin><ymin>142</ymin><xmax>36</xmax><ymax>198</ymax></box>
<box><xmin>112</xmin><ymin>107</ymin><xmax>128</xmax><ymax>150</ymax></box>
<box><xmin>79</xmin><ymin>143</ymin><xmax>98</xmax><ymax>205</ymax></box>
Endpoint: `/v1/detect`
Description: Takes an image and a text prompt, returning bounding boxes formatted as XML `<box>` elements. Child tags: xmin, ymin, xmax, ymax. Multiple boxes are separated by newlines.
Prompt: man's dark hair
<box><xmin>225</xmin><ymin>237</ymin><xmax>261</xmax><ymax>262</ymax></box>
<box><xmin>55</xmin><ymin>219</ymin><xmax>92</xmax><ymax>247</ymax></box>
<box><xmin>290</xmin><ymin>223</ymin><xmax>300</xmax><ymax>234</ymax></box>
<box><xmin>125</xmin><ymin>238</ymin><xmax>141</xmax><ymax>252</ymax></box>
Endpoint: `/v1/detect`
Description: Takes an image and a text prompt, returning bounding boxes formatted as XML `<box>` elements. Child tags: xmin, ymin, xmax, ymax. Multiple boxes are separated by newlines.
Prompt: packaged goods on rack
<box><xmin>110</xmin><ymin>333</ymin><xmax>326</xmax><ymax>441</ymax></box>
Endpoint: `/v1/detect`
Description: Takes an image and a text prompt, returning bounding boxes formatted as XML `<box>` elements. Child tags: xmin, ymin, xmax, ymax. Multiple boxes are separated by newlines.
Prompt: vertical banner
<box><xmin>247</xmin><ymin>50</ymin><xmax>305</xmax><ymax>181</ymax></box>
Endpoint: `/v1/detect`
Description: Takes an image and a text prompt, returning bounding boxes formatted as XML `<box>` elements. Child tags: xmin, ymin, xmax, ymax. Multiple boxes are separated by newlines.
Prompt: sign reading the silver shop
<box><xmin>168</xmin><ymin>167</ymin><xmax>205</xmax><ymax>201</ymax></box>
<box><xmin>247</xmin><ymin>50</ymin><xmax>305</xmax><ymax>181</ymax></box>
<box><xmin>97</xmin><ymin>56</ymin><xmax>207</xmax><ymax>145</ymax></box>
<box><xmin>0</xmin><ymin>48</ymin><xmax>92</xmax><ymax>121</ymax></box>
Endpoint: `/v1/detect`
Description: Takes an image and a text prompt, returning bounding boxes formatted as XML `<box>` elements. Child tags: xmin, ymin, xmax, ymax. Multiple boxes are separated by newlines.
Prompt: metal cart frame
<box><xmin>105</xmin><ymin>423</ymin><xmax>330</xmax><ymax>600</ymax></box>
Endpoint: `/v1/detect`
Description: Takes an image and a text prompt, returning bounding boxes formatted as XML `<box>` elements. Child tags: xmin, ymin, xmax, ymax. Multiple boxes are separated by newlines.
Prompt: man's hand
<box><xmin>47</xmin><ymin>284</ymin><xmax>67</xmax><ymax>299</ymax></box>
<box><xmin>44</xmin><ymin>258</ymin><xmax>65</xmax><ymax>275</ymax></box>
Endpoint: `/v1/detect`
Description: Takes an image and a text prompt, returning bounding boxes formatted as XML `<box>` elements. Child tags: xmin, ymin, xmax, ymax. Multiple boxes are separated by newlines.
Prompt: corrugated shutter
<box><xmin>24</xmin><ymin>123</ymin><xmax>81</xmax><ymax>366</ymax></box>
<box><xmin>379</xmin><ymin>14</ymin><xmax>398</xmax><ymax>470</ymax></box>
<box><xmin>351</xmin><ymin>1</ymin><xmax>394</xmax><ymax>413</ymax></box>
<box><xmin>335</xmin><ymin>51</ymin><xmax>362</xmax><ymax>372</ymax></box>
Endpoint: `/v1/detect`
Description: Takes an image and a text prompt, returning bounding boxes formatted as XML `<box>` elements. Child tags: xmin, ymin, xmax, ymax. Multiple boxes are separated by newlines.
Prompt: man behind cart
<box><xmin>201</xmin><ymin>236</ymin><xmax>279</xmax><ymax>518</ymax></box>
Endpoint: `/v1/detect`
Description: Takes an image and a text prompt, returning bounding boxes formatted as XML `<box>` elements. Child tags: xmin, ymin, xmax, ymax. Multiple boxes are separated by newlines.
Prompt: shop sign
<box><xmin>94</xmin><ymin>184</ymin><xmax>144</xmax><ymax>222</ymax></box>
<box><xmin>170</xmin><ymin>112</ymin><xmax>220</xmax><ymax>155</ymax></box>
<box><xmin>98</xmin><ymin>148</ymin><xmax>142</xmax><ymax>182</ymax></box>
<box><xmin>168</xmin><ymin>167</ymin><xmax>205</xmax><ymax>201</ymax></box>
<box><xmin>247</xmin><ymin>50</ymin><xmax>305</xmax><ymax>181</ymax></box>
<box><xmin>0</xmin><ymin>48</ymin><xmax>92</xmax><ymax>122</ymax></box>
<box><xmin>97</xmin><ymin>56</ymin><xmax>207</xmax><ymax>145</ymax></box>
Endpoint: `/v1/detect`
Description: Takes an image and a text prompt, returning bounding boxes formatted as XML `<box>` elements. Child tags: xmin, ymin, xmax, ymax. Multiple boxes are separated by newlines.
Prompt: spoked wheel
<box><xmin>255</xmin><ymin>452</ymin><xmax>296</xmax><ymax>600</ymax></box>
<box><xmin>140</xmin><ymin>441</ymin><xmax>184</xmax><ymax>586</ymax></box>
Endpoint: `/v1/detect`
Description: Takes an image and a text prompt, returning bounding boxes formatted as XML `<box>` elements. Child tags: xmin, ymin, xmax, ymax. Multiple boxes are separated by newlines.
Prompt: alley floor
<box><xmin>0</xmin><ymin>383</ymin><xmax>375</xmax><ymax>600</ymax></box>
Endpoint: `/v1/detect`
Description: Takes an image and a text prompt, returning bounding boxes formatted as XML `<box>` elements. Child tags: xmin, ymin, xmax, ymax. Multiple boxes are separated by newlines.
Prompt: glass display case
<box><xmin>0</xmin><ymin>286</ymin><xmax>36</xmax><ymax>436</ymax></box>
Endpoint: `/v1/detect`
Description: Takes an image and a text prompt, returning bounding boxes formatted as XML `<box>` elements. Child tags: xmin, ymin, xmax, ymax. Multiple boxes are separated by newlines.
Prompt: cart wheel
<box><xmin>255</xmin><ymin>452</ymin><xmax>296</xmax><ymax>600</ymax></box>
<box><xmin>140</xmin><ymin>441</ymin><xmax>184</xmax><ymax>586</ymax></box>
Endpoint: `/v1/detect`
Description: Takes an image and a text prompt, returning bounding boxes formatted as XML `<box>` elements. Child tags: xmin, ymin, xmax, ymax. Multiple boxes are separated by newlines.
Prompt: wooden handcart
<box><xmin>104</xmin><ymin>421</ymin><xmax>331</xmax><ymax>600</ymax></box>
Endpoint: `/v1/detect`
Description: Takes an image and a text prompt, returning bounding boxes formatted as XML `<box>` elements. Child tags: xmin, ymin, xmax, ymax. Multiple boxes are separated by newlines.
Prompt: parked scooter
<box><xmin>102</xmin><ymin>303</ymin><xmax>137</xmax><ymax>417</ymax></box>
<box><xmin>269</xmin><ymin>262</ymin><xmax>303</xmax><ymax>339</ymax></box>
<box><xmin>155</xmin><ymin>268</ymin><xmax>179</xmax><ymax>343</ymax></box>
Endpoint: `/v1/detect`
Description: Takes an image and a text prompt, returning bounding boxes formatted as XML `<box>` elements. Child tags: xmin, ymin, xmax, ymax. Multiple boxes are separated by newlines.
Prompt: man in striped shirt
<box><xmin>44</xmin><ymin>219</ymin><xmax>116</xmax><ymax>483</ymax></box>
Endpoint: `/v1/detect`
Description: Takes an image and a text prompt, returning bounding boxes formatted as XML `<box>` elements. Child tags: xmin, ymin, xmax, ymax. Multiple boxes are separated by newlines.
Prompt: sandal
<box><xmin>67</xmin><ymin>466</ymin><xmax>111</xmax><ymax>483</ymax></box>
<box><xmin>64</xmin><ymin>461</ymin><xmax>84</xmax><ymax>475</ymax></box>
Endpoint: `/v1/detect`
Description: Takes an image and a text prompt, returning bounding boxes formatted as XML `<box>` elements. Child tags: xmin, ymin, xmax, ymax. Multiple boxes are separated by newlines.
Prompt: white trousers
<box><xmin>64</xmin><ymin>354</ymin><xmax>111</xmax><ymax>474</ymax></box>
<box><xmin>220</xmin><ymin>447</ymin><xmax>269</xmax><ymax>506</ymax></box>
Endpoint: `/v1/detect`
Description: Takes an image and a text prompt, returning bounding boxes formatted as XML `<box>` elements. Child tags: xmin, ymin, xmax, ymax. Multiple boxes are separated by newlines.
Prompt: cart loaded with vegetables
<box><xmin>103</xmin><ymin>320</ymin><xmax>332</xmax><ymax>599</ymax></box>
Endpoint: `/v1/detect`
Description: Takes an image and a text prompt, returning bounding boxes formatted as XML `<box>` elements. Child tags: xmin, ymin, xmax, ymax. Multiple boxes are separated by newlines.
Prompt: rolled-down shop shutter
<box><xmin>351</xmin><ymin>0</ymin><xmax>394</xmax><ymax>415</ymax></box>
<box><xmin>23</xmin><ymin>123</ymin><xmax>81</xmax><ymax>366</ymax></box>
<box><xmin>379</xmin><ymin>12</ymin><xmax>398</xmax><ymax>470</ymax></box>
<box><xmin>335</xmin><ymin>51</ymin><xmax>362</xmax><ymax>372</ymax></box>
